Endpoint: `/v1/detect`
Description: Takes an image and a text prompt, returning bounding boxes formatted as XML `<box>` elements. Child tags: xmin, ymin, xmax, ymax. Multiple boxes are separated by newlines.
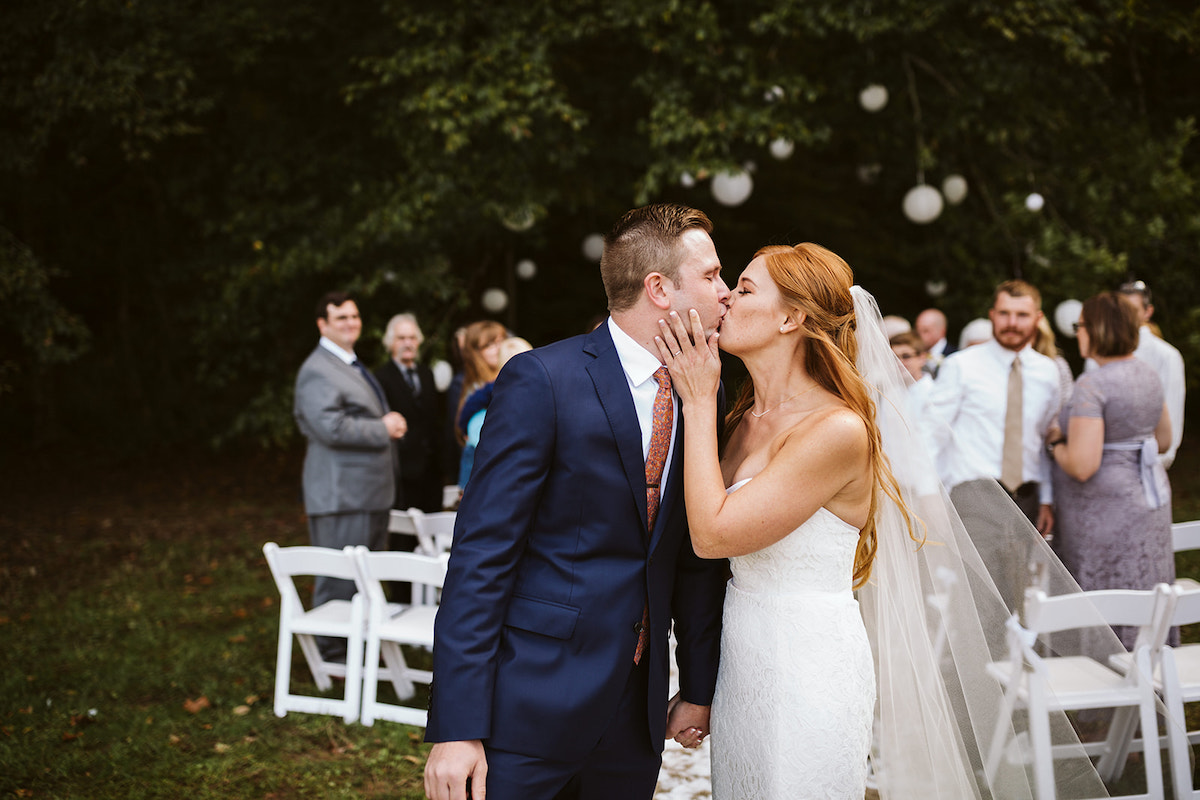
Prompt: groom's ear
<box><xmin>644</xmin><ymin>272</ymin><xmax>672</xmax><ymax>311</ymax></box>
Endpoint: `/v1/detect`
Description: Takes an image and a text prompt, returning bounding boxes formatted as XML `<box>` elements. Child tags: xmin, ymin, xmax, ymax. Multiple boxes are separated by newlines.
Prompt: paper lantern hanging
<box><xmin>711</xmin><ymin>169</ymin><xmax>754</xmax><ymax>207</ymax></box>
<box><xmin>859</xmin><ymin>84</ymin><xmax>888</xmax><ymax>112</ymax></box>
<box><xmin>481</xmin><ymin>288</ymin><xmax>508</xmax><ymax>313</ymax></box>
<box><xmin>902</xmin><ymin>184</ymin><xmax>944</xmax><ymax>224</ymax></box>
<box><xmin>925</xmin><ymin>280</ymin><xmax>948</xmax><ymax>298</ymax></box>
<box><xmin>769</xmin><ymin>138</ymin><xmax>795</xmax><ymax>160</ymax></box>
<box><xmin>1054</xmin><ymin>299</ymin><xmax>1083</xmax><ymax>338</ymax></box>
<box><xmin>679</xmin><ymin>171</ymin><xmax>696</xmax><ymax>189</ymax></box>
<box><xmin>581</xmin><ymin>233</ymin><xmax>605</xmax><ymax>262</ymax></box>
<box><xmin>515</xmin><ymin>259</ymin><xmax>537</xmax><ymax>280</ymax></box>
<box><xmin>942</xmin><ymin>175</ymin><xmax>969</xmax><ymax>205</ymax></box>
<box><xmin>1025</xmin><ymin>193</ymin><xmax>1045</xmax><ymax>212</ymax></box>
<box><xmin>431</xmin><ymin>360</ymin><xmax>453</xmax><ymax>393</ymax></box>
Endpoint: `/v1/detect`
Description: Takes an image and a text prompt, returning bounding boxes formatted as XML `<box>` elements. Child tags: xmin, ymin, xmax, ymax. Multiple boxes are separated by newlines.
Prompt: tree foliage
<box><xmin>2</xmin><ymin>0</ymin><xmax>1197</xmax><ymax>449</ymax></box>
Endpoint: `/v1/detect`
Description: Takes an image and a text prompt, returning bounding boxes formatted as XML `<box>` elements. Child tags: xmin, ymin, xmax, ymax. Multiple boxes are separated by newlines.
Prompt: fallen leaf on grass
<box><xmin>168</xmin><ymin>734</ymin><xmax>182</xmax><ymax>745</ymax></box>
<box><xmin>403</xmin><ymin>755</ymin><xmax>422</xmax><ymax>765</ymax></box>
<box><xmin>213</xmin><ymin>742</ymin><xmax>231</xmax><ymax>753</ymax></box>
<box><xmin>232</xmin><ymin>705</ymin><xmax>251</xmax><ymax>716</ymax></box>
<box><xmin>228</xmin><ymin>634</ymin><xmax>247</xmax><ymax>643</ymax></box>
<box><xmin>183</xmin><ymin>696</ymin><xmax>211</xmax><ymax>714</ymax></box>
<box><xmin>244</xmin><ymin>694</ymin><xmax>260</xmax><ymax>704</ymax></box>
<box><xmin>61</xmin><ymin>731</ymin><xmax>83</xmax><ymax>742</ymax></box>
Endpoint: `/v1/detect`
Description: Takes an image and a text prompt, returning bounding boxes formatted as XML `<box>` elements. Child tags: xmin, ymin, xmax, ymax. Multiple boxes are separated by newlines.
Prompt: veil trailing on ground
<box><xmin>850</xmin><ymin>286</ymin><xmax>1122</xmax><ymax>798</ymax></box>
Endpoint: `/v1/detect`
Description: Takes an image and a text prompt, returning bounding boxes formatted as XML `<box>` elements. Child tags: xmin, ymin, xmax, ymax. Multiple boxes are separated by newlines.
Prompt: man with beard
<box><xmin>927</xmin><ymin>280</ymin><xmax>1062</xmax><ymax>611</ymax></box>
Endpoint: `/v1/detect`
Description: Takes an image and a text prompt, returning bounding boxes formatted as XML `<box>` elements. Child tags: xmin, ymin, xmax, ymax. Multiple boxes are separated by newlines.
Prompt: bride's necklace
<box><xmin>749</xmin><ymin>381</ymin><xmax>820</xmax><ymax>418</ymax></box>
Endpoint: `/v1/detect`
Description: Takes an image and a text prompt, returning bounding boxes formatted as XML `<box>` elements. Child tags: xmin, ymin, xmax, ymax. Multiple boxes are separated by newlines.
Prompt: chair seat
<box><xmin>294</xmin><ymin>599</ymin><xmax>358</xmax><ymax>635</ymax></box>
<box><xmin>1176</xmin><ymin>578</ymin><xmax>1200</xmax><ymax>592</ymax></box>
<box><xmin>377</xmin><ymin>605</ymin><xmax>439</xmax><ymax>648</ymax></box>
<box><xmin>987</xmin><ymin>656</ymin><xmax>1143</xmax><ymax>711</ymax></box>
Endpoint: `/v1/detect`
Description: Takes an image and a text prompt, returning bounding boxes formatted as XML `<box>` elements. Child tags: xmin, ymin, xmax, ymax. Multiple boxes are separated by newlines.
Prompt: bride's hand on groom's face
<box><xmin>655</xmin><ymin>309</ymin><xmax>721</xmax><ymax>407</ymax></box>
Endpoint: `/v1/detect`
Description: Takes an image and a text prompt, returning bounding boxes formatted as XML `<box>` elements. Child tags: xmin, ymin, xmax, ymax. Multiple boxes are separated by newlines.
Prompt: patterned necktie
<box><xmin>635</xmin><ymin>366</ymin><xmax>673</xmax><ymax>664</ymax></box>
<box><xmin>352</xmin><ymin>360</ymin><xmax>388</xmax><ymax>411</ymax></box>
<box><xmin>405</xmin><ymin>366</ymin><xmax>421</xmax><ymax>396</ymax></box>
<box><xmin>1000</xmin><ymin>356</ymin><xmax>1024</xmax><ymax>492</ymax></box>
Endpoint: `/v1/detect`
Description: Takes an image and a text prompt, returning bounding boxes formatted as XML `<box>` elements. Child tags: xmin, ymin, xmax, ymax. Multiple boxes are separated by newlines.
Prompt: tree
<box><xmin>2</xmin><ymin>0</ymin><xmax>1197</xmax><ymax>450</ymax></box>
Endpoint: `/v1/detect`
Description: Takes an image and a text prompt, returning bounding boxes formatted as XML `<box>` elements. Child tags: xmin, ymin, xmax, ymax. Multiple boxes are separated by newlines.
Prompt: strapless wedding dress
<box><xmin>710</xmin><ymin>479</ymin><xmax>875</xmax><ymax>799</ymax></box>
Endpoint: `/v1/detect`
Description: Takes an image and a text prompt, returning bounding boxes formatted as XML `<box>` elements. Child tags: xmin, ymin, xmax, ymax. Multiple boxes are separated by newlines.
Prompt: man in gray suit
<box><xmin>294</xmin><ymin>290</ymin><xmax>408</xmax><ymax>661</ymax></box>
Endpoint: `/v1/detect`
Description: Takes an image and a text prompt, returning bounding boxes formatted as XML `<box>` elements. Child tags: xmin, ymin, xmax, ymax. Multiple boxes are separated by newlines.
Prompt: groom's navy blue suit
<box><xmin>426</xmin><ymin>321</ymin><xmax>727</xmax><ymax>794</ymax></box>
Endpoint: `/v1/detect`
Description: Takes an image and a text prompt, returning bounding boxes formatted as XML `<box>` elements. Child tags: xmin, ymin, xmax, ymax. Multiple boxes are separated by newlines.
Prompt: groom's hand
<box><xmin>665</xmin><ymin>691</ymin><xmax>711</xmax><ymax>749</ymax></box>
<box><xmin>425</xmin><ymin>740</ymin><xmax>487</xmax><ymax>800</ymax></box>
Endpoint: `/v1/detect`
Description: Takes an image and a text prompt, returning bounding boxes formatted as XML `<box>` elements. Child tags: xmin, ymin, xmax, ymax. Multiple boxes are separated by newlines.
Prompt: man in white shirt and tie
<box><xmin>1117</xmin><ymin>280</ymin><xmax>1185</xmax><ymax>468</ymax></box>
<box><xmin>928</xmin><ymin>280</ymin><xmax>1062</xmax><ymax>610</ymax></box>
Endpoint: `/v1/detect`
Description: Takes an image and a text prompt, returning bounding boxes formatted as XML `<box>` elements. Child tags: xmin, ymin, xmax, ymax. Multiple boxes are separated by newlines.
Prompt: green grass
<box><xmin>2</xmin><ymin>442</ymin><xmax>1199</xmax><ymax>798</ymax></box>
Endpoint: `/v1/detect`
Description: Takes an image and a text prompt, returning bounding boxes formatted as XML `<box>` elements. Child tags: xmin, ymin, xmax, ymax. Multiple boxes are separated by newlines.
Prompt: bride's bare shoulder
<box><xmin>782</xmin><ymin>404</ymin><xmax>868</xmax><ymax>456</ymax></box>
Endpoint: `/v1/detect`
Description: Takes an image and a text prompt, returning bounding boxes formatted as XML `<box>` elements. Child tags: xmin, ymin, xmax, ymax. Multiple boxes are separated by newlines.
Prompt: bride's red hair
<box><xmin>725</xmin><ymin>243</ymin><xmax>916</xmax><ymax>588</ymax></box>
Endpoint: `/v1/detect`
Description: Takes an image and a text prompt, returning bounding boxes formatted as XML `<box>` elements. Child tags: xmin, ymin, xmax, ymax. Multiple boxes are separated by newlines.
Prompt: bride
<box><xmin>655</xmin><ymin>243</ymin><xmax>1116</xmax><ymax>798</ymax></box>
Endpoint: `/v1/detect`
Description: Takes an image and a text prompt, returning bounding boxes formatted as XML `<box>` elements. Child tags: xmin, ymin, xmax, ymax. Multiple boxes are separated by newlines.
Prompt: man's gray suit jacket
<box><xmin>293</xmin><ymin>345</ymin><xmax>396</xmax><ymax>515</ymax></box>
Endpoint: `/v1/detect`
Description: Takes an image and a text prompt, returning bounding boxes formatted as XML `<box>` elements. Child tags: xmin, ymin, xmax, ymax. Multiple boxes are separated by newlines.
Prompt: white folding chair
<box><xmin>388</xmin><ymin>508</ymin><xmax>418</xmax><ymax>537</ymax></box>
<box><xmin>408</xmin><ymin>508</ymin><xmax>456</xmax><ymax>557</ymax></box>
<box><xmin>352</xmin><ymin>546</ymin><xmax>449</xmax><ymax>727</ymax></box>
<box><xmin>442</xmin><ymin>484</ymin><xmax>461</xmax><ymax>510</ymax></box>
<box><xmin>262</xmin><ymin>542</ymin><xmax>365</xmax><ymax>723</ymax></box>
<box><xmin>985</xmin><ymin>585</ymin><xmax>1171</xmax><ymax>800</ymax></box>
<box><xmin>1145</xmin><ymin>585</ymin><xmax>1200</xmax><ymax>800</ymax></box>
<box><xmin>1173</xmin><ymin>521</ymin><xmax>1200</xmax><ymax>591</ymax></box>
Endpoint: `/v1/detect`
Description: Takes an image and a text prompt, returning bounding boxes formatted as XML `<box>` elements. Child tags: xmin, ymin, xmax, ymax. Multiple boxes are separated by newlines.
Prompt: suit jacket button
<box><xmin>633</xmin><ymin>622</ymin><xmax>644</xmax><ymax>634</ymax></box>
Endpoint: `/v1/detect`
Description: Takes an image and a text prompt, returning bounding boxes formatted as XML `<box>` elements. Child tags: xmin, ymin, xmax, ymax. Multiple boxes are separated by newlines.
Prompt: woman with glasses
<box><xmin>1047</xmin><ymin>291</ymin><xmax>1174</xmax><ymax>648</ymax></box>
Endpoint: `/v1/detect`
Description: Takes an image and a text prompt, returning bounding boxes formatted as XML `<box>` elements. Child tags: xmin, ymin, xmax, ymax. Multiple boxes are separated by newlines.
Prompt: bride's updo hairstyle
<box><xmin>726</xmin><ymin>243</ymin><xmax>915</xmax><ymax>588</ymax></box>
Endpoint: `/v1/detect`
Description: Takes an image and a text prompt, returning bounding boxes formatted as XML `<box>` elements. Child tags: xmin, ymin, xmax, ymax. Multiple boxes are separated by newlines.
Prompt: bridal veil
<box><xmin>851</xmin><ymin>286</ymin><xmax>1134</xmax><ymax>798</ymax></box>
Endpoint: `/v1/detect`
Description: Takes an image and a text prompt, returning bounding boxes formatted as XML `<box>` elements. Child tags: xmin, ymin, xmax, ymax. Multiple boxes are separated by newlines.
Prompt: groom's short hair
<box><xmin>600</xmin><ymin>203</ymin><xmax>712</xmax><ymax>312</ymax></box>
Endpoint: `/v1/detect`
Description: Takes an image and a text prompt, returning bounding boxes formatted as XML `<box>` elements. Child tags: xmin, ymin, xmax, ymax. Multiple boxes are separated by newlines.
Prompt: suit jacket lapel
<box><xmin>318</xmin><ymin>347</ymin><xmax>386</xmax><ymax>415</ymax></box>
<box><xmin>584</xmin><ymin>325</ymin><xmax>651</xmax><ymax>536</ymax></box>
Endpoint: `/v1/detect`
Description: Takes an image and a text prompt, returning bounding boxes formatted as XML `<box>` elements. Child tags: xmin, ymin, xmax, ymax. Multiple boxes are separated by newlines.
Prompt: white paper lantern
<box><xmin>1054</xmin><ymin>299</ymin><xmax>1083</xmax><ymax>338</ymax></box>
<box><xmin>763</xmin><ymin>85</ymin><xmax>785</xmax><ymax>103</ymax></box>
<box><xmin>581</xmin><ymin>233</ymin><xmax>605</xmax><ymax>262</ymax></box>
<box><xmin>902</xmin><ymin>184</ymin><xmax>944</xmax><ymax>224</ymax></box>
<box><xmin>856</xmin><ymin>163</ymin><xmax>882</xmax><ymax>184</ymax></box>
<box><xmin>859</xmin><ymin>84</ymin><xmax>888</xmax><ymax>112</ymax></box>
<box><xmin>481</xmin><ymin>287</ymin><xmax>508</xmax><ymax>313</ymax></box>
<box><xmin>431</xmin><ymin>359</ymin><xmax>453</xmax><ymax>393</ymax></box>
<box><xmin>515</xmin><ymin>259</ymin><xmax>537</xmax><ymax>280</ymax></box>
<box><xmin>768</xmin><ymin>138</ymin><xmax>795</xmax><ymax>160</ymax></box>
<box><xmin>925</xmin><ymin>280</ymin><xmax>948</xmax><ymax>298</ymax></box>
<box><xmin>942</xmin><ymin>175</ymin><xmax>969</xmax><ymax>205</ymax></box>
<box><xmin>711</xmin><ymin>169</ymin><xmax>754</xmax><ymax>207</ymax></box>
<box><xmin>679</xmin><ymin>171</ymin><xmax>696</xmax><ymax>189</ymax></box>
<box><xmin>1025</xmin><ymin>192</ymin><xmax>1045</xmax><ymax>212</ymax></box>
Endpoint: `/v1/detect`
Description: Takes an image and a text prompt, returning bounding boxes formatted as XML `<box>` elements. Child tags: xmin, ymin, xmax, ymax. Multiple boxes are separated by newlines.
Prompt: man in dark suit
<box><xmin>376</xmin><ymin>313</ymin><xmax>443</xmax><ymax>512</ymax></box>
<box><xmin>916</xmin><ymin>307</ymin><xmax>957</xmax><ymax>378</ymax></box>
<box><xmin>293</xmin><ymin>291</ymin><xmax>407</xmax><ymax>661</ymax></box>
<box><xmin>424</xmin><ymin>204</ymin><xmax>730</xmax><ymax>800</ymax></box>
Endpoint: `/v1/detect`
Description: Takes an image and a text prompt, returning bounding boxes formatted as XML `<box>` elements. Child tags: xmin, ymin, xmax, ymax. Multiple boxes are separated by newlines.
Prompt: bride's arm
<box><xmin>657</xmin><ymin>310</ymin><xmax>868</xmax><ymax>559</ymax></box>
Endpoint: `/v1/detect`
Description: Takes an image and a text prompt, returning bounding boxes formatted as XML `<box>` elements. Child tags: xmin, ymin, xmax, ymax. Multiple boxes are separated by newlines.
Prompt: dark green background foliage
<box><xmin>3</xmin><ymin>0</ymin><xmax>1198</xmax><ymax>450</ymax></box>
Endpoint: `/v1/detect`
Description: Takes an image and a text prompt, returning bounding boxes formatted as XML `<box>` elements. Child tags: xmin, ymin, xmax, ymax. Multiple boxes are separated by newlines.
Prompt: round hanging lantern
<box><xmin>942</xmin><ymin>175</ymin><xmax>969</xmax><ymax>205</ymax></box>
<box><xmin>431</xmin><ymin>359</ymin><xmax>453</xmax><ymax>393</ymax></box>
<box><xmin>481</xmin><ymin>288</ymin><xmax>508</xmax><ymax>313</ymax></box>
<box><xmin>500</xmin><ymin>206</ymin><xmax>536</xmax><ymax>232</ymax></box>
<box><xmin>763</xmin><ymin>85</ymin><xmax>785</xmax><ymax>103</ymax></box>
<box><xmin>769</xmin><ymin>138</ymin><xmax>795</xmax><ymax>160</ymax></box>
<box><xmin>925</xmin><ymin>280</ymin><xmax>948</xmax><ymax>298</ymax></box>
<box><xmin>902</xmin><ymin>184</ymin><xmax>944</xmax><ymax>224</ymax></box>
<box><xmin>711</xmin><ymin>169</ymin><xmax>754</xmax><ymax>207</ymax></box>
<box><xmin>581</xmin><ymin>233</ymin><xmax>605</xmax><ymax>262</ymax></box>
<box><xmin>679</xmin><ymin>171</ymin><xmax>696</xmax><ymax>189</ymax></box>
<box><xmin>859</xmin><ymin>84</ymin><xmax>888</xmax><ymax>112</ymax></box>
<box><xmin>856</xmin><ymin>163</ymin><xmax>882</xmax><ymax>184</ymax></box>
<box><xmin>1025</xmin><ymin>192</ymin><xmax>1045</xmax><ymax>212</ymax></box>
<box><xmin>1054</xmin><ymin>299</ymin><xmax>1083</xmax><ymax>338</ymax></box>
<box><xmin>515</xmin><ymin>259</ymin><xmax>537</xmax><ymax>280</ymax></box>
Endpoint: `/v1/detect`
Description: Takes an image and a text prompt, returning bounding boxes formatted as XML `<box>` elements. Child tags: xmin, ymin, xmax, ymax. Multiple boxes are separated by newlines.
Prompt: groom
<box><xmin>424</xmin><ymin>204</ymin><xmax>730</xmax><ymax>800</ymax></box>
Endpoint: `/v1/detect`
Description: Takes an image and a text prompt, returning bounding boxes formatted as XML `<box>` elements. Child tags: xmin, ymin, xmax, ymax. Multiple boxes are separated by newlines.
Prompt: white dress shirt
<box><xmin>608</xmin><ymin>318</ymin><xmax>678</xmax><ymax>491</ymax></box>
<box><xmin>319</xmin><ymin>336</ymin><xmax>357</xmax><ymax>364</ymax></box>
<box><xmin>1084</xmin><ymin>326</ymin><xmax>1185</xmax><ymax>468</ymax></box>
<box><xmin>928</xmin><ymin>339</ymin><xmax>1062</xmax><ymax>503</ymax></box>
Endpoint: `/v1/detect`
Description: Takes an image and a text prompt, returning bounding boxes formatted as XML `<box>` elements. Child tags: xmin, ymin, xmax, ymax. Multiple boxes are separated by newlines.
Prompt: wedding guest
<box><xmin>1118</xmin><ymin>280</ymin><xmax>1185</xmax><ymax>468</ymax></box>
<box><xmin>1048</xmin><ymin>291</ymin><xmax>1173</xmax><ymax>647</ymax></box>
<box><xmin>882</xmin><ymin>314</ymin><xmax>911</xmax><ymax>339</ymax></box>
<box><xmin>454</xmin><ymin>320</ymin><xmax>506</xmax><ymax>487</ymax></box>
<box><xmin>377</xmin><ymin>313</ymin><xmax>444</xmax><ymax>512</ymax></box>
<box><xmin>457</xmin><ymin>337</ymin><xmax>533</xmax><ymax>489</ymax></box>
<box><xmin>957</xmin><ymin>317</ymin><xmax>993</xmax><ymax>350</ymax></box>
<box><xmin>294</xmin><ymin>291</ymin><xmax>406</xmax><ymax>661</ymax></box>
<box><xmin>927</xmin><ymin>281</ymin><xmax>1062</xmax><ymax>610</ymax></box>
<box><xmin>916</xmin><ymin>308</ymin><xmax>956</xmax><ymax>377</ymax></box>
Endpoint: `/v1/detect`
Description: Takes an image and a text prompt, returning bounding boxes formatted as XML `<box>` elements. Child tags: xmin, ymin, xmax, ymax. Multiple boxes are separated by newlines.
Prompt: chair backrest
<box><xmin>1169</xmin><ymin>584</ymin><xmax>1200</xmax><ymax>628</ymax></box>
<box><xmin>352</xmin><ymin>546</ymin><xmax>450</xmax><ymax>614</ymax></box>
<box><xmin>389</xmin><ymin>509</ymin><xmax>418</xmax><ymax>536</ymax></box>
<box><xmin>1023</xmin><ymin>585</ymin><xmax>1173</xmax><ymax>651</ymax></box>
<box><xmin>263</xmin><ymin>542</ymin><xmax>360</xmax><ymax>610</ymax></box>
<box><xmin>1172</xmin><ymin>520</ymin><xmax>1200</xmax><ymax>553</ymax></box>
<box><xmin>408</xmin><ymin>509</ymin><xmax>457</xmax><ymax>555</ymax></box>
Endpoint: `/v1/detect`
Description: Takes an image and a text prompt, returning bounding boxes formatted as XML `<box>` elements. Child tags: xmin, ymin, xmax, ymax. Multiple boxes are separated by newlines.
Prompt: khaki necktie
<box><xmin>1001</xmin><ymin>356</ymin><xmax>1024</xmax><ymax>492</ymax></box>
<box><xmin>634</xmin><ymin>367</ymin><xmax>673</xmax><ymax>664</ymax></box>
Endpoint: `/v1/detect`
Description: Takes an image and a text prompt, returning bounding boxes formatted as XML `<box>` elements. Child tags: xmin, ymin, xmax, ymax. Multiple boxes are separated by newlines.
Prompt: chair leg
<box><xmin>379</xmin><ymin>640</ymin><xmax>416</xmax><ymax>701</ymax></box>
<box><xmin>361</xmin><ymin>627</ymin><xmax>383</xmax><ymax>727</ymax></box>
<box><xmin>1027</xmin><ymin>679</ymin><xmax>1057</xmax><ymax>800</ymax></box>
<box><xmin>1161</xmin><ymin>649</ymin><xmax>1197</xmax><ymax>800</ymax></box>
<box><xmin>296</xmin><ymin>632</ymin><xmax>333</xmax><ymax>691</ymax></box>
<box><xmin>274</xmin><ymin>623</ymin><xmax>293</xmax><ymax>717</ymax></box>
<box><xmin>1098</xmin><ymin>705</ymin><xmax>1140</xmax><ymax>782</ymax></box>
<box><xmin>1135</xmin><ymin>647</ymin><xmax>1165</xmax><ymax>799</ymax></box>
<box><xmin>985</xmin><ymin>674</ymin><xmax>1023</xmax><ymax>783</ymax></box>
<box><xmin>341</xmin><ymin>595</ymin><xmax>365</xmax><ymax>724</ymax></box>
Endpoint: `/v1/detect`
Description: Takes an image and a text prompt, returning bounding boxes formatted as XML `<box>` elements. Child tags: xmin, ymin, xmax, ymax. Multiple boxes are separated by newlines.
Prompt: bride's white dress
<box><xmin>710</xmin><ymin>479</ymin><xmax>875</xmax><ymax>799</ymax></box>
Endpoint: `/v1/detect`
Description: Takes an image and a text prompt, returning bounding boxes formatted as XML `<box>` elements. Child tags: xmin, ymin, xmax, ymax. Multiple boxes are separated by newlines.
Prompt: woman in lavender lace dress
<box><xmin>1049</xmin><ymin>291</ymin><xmax>1173</xmax><ymax>648</ymax></box>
